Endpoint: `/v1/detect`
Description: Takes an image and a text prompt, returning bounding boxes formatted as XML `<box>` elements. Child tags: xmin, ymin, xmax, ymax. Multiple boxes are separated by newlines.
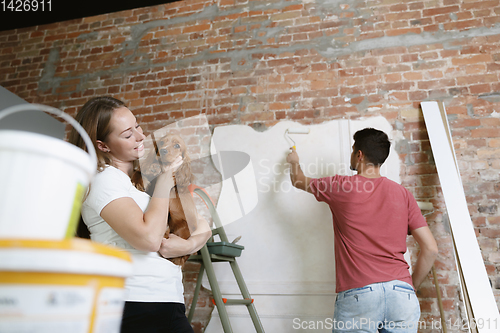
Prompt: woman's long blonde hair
<box><xmin>69</xmin><ymin>96</ymin><xmax>140</xmax><ymax>238</ymax></box>
<box><xmin>68</xmin><ymin>96</ymin><xmax>125</xmax><ymax>172</ymax></box>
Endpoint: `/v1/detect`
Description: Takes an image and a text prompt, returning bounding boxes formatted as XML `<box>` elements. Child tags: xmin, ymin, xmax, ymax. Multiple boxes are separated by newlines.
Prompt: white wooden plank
<box><xmin>421</xmin><ymin>101</ymin><xmax>500</xmax><ymax>332</ymax></box>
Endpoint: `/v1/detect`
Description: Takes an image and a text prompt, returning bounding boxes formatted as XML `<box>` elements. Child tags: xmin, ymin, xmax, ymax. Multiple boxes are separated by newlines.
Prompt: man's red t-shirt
<box><xmin>309</xmin><ymin>175</ymin><xmax>427</xmax><ymax>293</ymax></box>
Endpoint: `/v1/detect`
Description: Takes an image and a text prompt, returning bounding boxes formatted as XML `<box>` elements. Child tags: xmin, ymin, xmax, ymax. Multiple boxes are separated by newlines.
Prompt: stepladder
<box><xmin>186</xmin><ymin>185</ymin><xmax>265</xmax><ymax>333</ymax></box>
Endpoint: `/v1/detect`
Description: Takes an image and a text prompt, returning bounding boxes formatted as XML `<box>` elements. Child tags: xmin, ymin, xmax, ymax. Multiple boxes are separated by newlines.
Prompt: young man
<box><xmin>287</xmin><ymin>128</ymin><xmax>438</xmax><ymax>332</ymax></box>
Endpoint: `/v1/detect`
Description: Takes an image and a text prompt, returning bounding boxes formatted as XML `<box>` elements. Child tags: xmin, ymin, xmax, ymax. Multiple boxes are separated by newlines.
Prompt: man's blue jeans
<box><xmin>333</xmin><ymin>280</ymin><xmax>420</xmax><ymax>333</ymax></box>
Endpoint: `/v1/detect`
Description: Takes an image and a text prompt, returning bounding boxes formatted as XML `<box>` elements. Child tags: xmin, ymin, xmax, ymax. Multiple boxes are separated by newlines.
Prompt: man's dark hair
<box><xmin>353</xmin><ymin>128</ymin><xmax>391</xmax><ymax>166</ymax></box>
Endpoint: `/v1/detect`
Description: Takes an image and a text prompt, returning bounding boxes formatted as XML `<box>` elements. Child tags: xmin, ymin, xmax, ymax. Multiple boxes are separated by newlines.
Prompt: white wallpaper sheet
<box><xmin>204</xmin><ymin>117</ymin><xmax>400</xmax><ymax>333</ymax></box>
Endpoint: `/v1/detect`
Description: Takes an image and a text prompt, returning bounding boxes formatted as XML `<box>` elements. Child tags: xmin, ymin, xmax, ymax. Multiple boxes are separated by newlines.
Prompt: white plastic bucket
<box><xmin>0</xmin><ymin>238</ymin><xmax>132</xmax><ymax>333</ymax></box>
<box><xmin>0</xmin><ymin>104</ymin><xmax>97</xmax><ymax>240</ymax></box>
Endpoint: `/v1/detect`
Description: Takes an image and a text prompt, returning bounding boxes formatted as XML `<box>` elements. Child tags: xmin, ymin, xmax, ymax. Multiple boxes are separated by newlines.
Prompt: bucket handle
<box><xmin>0</xmin><ymin>103</ymin><xmax>97</xmax><ymax>174</ymax></box>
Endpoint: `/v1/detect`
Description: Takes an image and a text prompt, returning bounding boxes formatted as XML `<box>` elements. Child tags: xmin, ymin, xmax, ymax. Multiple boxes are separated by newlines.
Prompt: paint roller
<box><xmin>285</xmin><ymin>127</ymin><xmax>310</xmax><ymax>150</ymax></box>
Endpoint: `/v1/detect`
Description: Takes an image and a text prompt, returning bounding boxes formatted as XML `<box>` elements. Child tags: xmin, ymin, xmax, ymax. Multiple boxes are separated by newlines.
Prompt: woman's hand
<box><xmin>163</xmin><ymin>155</ymin><xmax>184</xmax><ymax>174</ymax></box>
<box><xmin>159</xmin><ymin>234</ymin><xmax>193</xmax><ymax>258</ymax></box>
<box><xmin>159</xmin><ymin>214</ymin><xmax>212</xmax><ymax>258</ymax></box>
<box><xmin>153</xmin><ymin>156</ymin><xmax>183</xmax><ymax>198</ymax></box>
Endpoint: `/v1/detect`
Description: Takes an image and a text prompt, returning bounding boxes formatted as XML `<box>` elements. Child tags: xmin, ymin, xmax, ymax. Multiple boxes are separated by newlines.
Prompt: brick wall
<box><xmin>2</xmin><ymin>0</ymin><xmax>500</xmax><ymax>331</ymax></box>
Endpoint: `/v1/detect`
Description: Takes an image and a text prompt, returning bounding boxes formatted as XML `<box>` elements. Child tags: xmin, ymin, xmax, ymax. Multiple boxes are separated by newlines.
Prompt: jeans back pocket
<box><xmin>393</xmin><ymin>284</ymin><xmax>414</xmax><ymax>293</ymax></box>
<box><xmin>342</xmin><ymin>286</ymin><xmax>373</xmax><ymax>299</ymax></box>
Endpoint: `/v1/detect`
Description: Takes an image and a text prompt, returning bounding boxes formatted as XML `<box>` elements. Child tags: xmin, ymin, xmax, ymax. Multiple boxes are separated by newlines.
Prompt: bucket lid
<box><xmin>0</xmin><ymin>238</ymin><xmax>132</xmax><ymax>277</ymax></box>
<box><xmin>0</xmin><ymin>130</ymin><xmax>95</xmax><ymax>178</ymax></box>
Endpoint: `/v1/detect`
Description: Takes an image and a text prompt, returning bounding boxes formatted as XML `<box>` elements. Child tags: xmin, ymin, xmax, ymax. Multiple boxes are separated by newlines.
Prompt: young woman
<box><xmin>69</xmin><ymin>96</ymin><xmax>211</xmax><ymax>333</ymax></box>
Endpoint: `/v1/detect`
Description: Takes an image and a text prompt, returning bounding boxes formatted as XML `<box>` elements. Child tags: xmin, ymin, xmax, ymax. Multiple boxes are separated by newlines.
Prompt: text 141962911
<box><xmin>1</xmin><ymin>0</ymin><xmax>51</xmax><ymax>11</ymax></box>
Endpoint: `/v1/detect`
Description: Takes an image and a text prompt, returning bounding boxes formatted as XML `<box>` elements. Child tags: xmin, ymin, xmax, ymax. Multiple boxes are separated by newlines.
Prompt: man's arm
<box><xmin>410</xmin><ymin>226</ymin><xmax>438</xmax><ymax>289</ymax></box>
<box><xmin>287</xmin><ymin>148</ymin><xmax>312</xmax><ymax>193</ymax></box>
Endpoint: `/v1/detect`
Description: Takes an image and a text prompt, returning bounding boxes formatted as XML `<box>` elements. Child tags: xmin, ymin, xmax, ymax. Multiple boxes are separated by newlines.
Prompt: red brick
<box><xmin>183</xmin><ymin>23</ymin><xmax>211</xmax><ymax>34</ymax></box>
<box><xmin>30</xmin><ymin>31</ymin><xmax>45</xmax><ymax>38</ymax></box>
<box><xmin>303</xmin><ymin>89</ymin><xmax>338</xmax><ymax>99</ymax></box>
<box><xmin>423</xmin><ymin>24</ymin><xmax>440</xmax><ymax>32</ymax></box>
<box><xmin>406</xmin><ymin>164</ymin><xmax>437</xmax><ymax>175</ymax></box>
<box><xmin>457</xmin><ymin>73</ymin><xmax>497</xmax><ymax>84</ymax></box>
<box><xmin>389</xmin><ymin>4</ymin><xmax>407</xmax><ymax>11</ymax></box>
<box><xmin>451</xmin><ymin>118</ymin><xmax>481</xmax><ymax>128</ymax></box>
<box><xmin>423</xmin><ymin>6</ymin><xmax>460</xmax><ymax>16</ymax></box>
<box><xmin>481</xmin><ymin>118</ymin><xmax>500</xmax><ymax>126</ymax></box>
<box><xmin>384</xmin><ymin>11</ymin><xmax>421</xmax><ymax>21</ymax></box>
<box><xmin>268</xmin><ymin>102</ymin><xmax>289</xmax><ymax>110</ymax></box>
<box><xmin>420</xmin><ymin>174</ymin><xmax>440</xmax><ymax>186</ymax></box>
<box><xmin>418</xmin><ymin>79</ymin><xmax>455</xmax><ymax>89</ymax></box>
<box><xmin>380</xmin><ymin>82</ymin><xmax>413</xmax><ymax>91</ymax></box>
<box><xmin>403</xmin><ymin>72</ymin><xmax>423</xmax><ymax>80</ymax></box>
<box><xmin>288</xmin><ymin>110</ymin><xmax>316</xmax><ymax>119</ymax></box>
<box><xmin>462</xmin><ymin>0</ymin><xmax>499</xmax><ymax>10</ymax></box>
<box><xmin>276</xmin><ymin>92</ymin><xmax>301</xmax><ymax>102</ymax></box>
<box><xmin>487</xmin><ymin>216</ymin><xmax>500</xmax><ymax>225</ymax></box>
<box><xmin>480</xmin><ymin>228</ymin><xmax>500</xmax><ymax>238</ymax></box>
<box><xmin>471</xmin><ymin>128</ymin><xmax>500</xmax><ymax>138</ymax></box>
<box><xmin>312</xmin><ymin>98</ymin><xmax>329</xmax><ymax>108</ymax></box>
<box><xmin>283</xmin><ymin>4</ymin><xmax>303</xmax><ymax>12</ymax></box>
<box><xmin>409</xmin><ymin>90</ymin><xmax>429</xmax><ymax>101</ymax></box>
<box><xmin>234</xmin><ymin>25</ymin><xmax>246</xmax><ymax>33</ymax></box>
<box><xmin>385</xmin><ymin>28</ymin><xmax>422</xmax><ymax>37</ymax></box>
<box><xmin>474</xmin><ymin>217</ymin><xmax>488</xmax><ymax>227</ymax></box>
<box><xmin>381</xmin><ymin>55</ymin><xmax>400</xmax><ymax>64</ymax></box>
<box><xmin>443</xmin><ymin>19</ymin><xmax>483</xmax><ymax>31</ymax></box>
<box><xmin>446</xmin><ymin>106</ymin><xmax>467</xmax><ymax>115</ymax></box>
<box><xmin>44</xmin><ymin>34</ymin><xmax>67</xmax><ymax>42</ymax></box>
<box><xmin>440</xmin><ymin>50</ymin><xmax>460</xmax><ymax>58</ymax></box>
<box><xmin>467</xmin><ymin>139</ymin><xmax>487</xmax><ymax>148</ymax></box>
<box><xmin>410</xmin><ymin>152</ymin><xmax>429</xmax><ymax>163</ymax></box>
<box><xmin>230</xmin><ymin>86</ymin><xmax>246</xmax><ymax>95</ymax></box>
<box><xmin>469</xmin><ymin>84</ymin><xmax>492</xmax><ymax>94</ymax></box>
<box><xmin>228</xmin><ymin>78</ymin><xmax>257</xmax><ymax>86</ymax></box>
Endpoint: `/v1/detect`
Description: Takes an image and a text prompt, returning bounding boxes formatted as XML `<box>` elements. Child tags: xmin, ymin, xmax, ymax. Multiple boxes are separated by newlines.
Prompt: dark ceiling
<box><xmin>0</xmin><ymin>0</ymin><xmax>177</xmax><ymax>32</ymax></box>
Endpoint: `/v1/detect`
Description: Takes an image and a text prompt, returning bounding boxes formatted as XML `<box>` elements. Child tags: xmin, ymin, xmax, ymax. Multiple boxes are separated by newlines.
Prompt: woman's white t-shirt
<box><xmin>81</xmin><ymin>165</ymin><xmax>184</xmax><ymax>303</ymax></box>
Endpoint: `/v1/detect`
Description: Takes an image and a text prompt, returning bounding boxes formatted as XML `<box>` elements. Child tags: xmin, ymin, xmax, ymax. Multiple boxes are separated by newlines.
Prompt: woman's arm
<box><xmin>100</xmin><ymin>158</ymin><xmax>182</xmax><ymax>252</ymax></box>
<box><xmin>159</xmin><ymin>213</ymin><xmax>212</xmax><ymax>258</ymax></box>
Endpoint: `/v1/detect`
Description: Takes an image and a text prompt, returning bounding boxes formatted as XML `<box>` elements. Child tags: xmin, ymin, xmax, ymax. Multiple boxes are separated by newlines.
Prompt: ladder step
<box><xmin>188</xmin><ymin>187</ymin><xmax>265</xmax><ymax>333</ymax></box>
<box><xmin>188</xmin><ymin>254</ymin><xmax>235</xmax><ymax>262</ymax></box>
<box><xmin>212</xmin><ymin>298</ymin><xmax>254</xmax><ymax>306</ymax></box>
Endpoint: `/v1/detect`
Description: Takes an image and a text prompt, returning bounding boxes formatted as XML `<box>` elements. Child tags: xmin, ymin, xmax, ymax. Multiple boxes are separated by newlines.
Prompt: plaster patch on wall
<box><xmin>204</xmin><ymin>116</ymin><xmax>404</xmax><ymax>332</ymax></box>
<box><xmin>318</xmin><ymin>24</ymin><xmax>500</xmax><ymax>59</ymax></box>
<box><xmin>76</xmin><ymin>31</ymin><xmax>99</xmax><ymax>42</ymax></box>
<box><xmin>308</xmin><ymin>0</ymin><xmax>363</xmax><ymax>20</ymax></box>
<box><xmin>467</xmin><ymin>103</ymin><xmax>475</xmax><ymax>117</ymax></box>
<box><xmin>37</xmin><ymin>0</ymin><xmax>500</xmax><ymax>96</ymax></box>
<box><xmin>491</xmin><ymin>111</ymin><xmax>500</xmax><ymax>118</ymax></box>
<box><xmin>39</xmin><ymin>48</ymin><xmax>61</xmax><ymax>93</ymax></box>
<box><xmin>479</xmin><ymin>92</ymin><xmax>500</xmax><ymax>103</ymax></box>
